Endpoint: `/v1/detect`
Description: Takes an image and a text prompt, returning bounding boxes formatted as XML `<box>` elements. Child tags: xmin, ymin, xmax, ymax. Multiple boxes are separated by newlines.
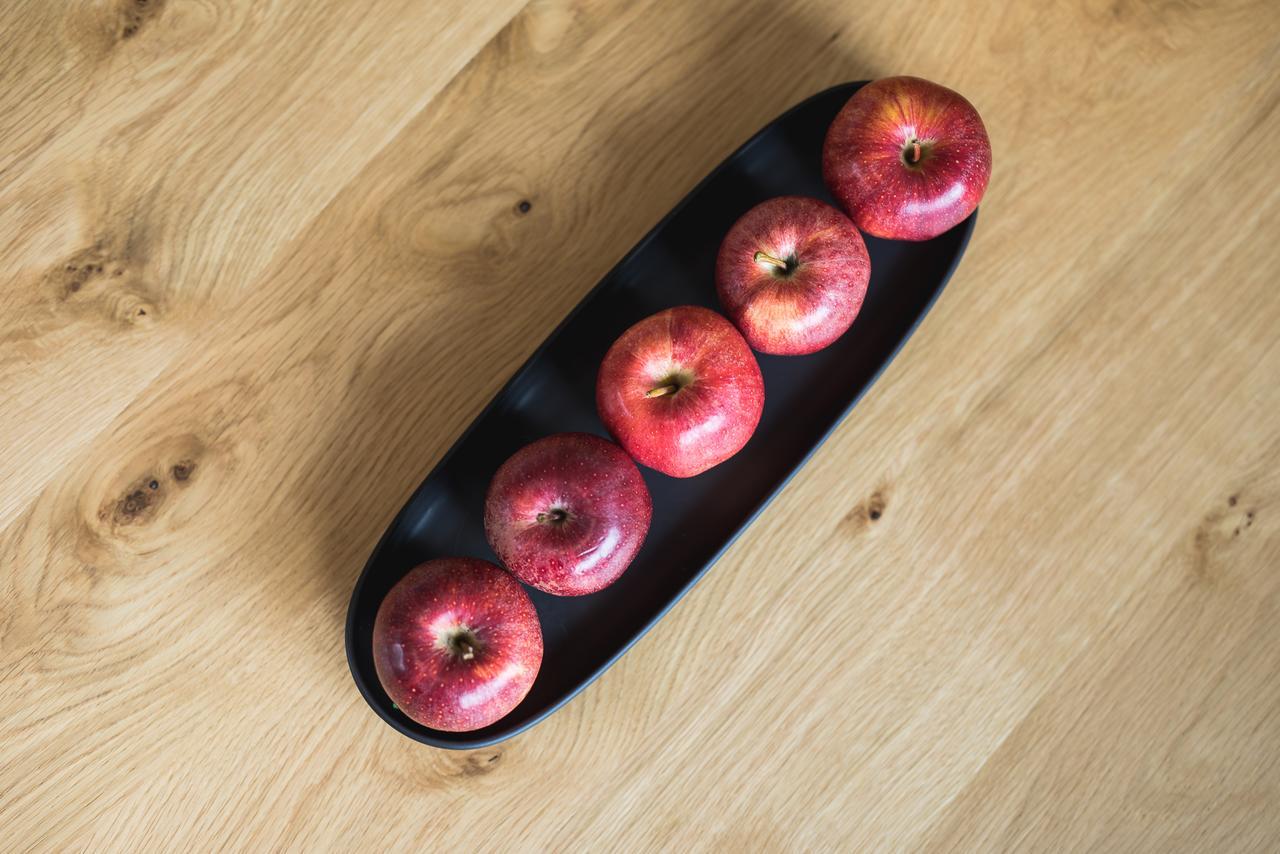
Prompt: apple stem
<box><xmin>645</xmin><ymin>384</ymin><xmax>679</xmax><ymax>398</ymax></box>
<box><xmin>907</xmin><ymin>140</ymin><xmax>922</xmax><ymax>164</ymax></box>
<box><xmin>460</xmin><ymin>642</ymin><xmax>475</xmax><ymax>660</ymax></box>
<box><xmin>754</xmin><ymin>250</ymin><xmax>790</xmax><ymax>271</ymax></box>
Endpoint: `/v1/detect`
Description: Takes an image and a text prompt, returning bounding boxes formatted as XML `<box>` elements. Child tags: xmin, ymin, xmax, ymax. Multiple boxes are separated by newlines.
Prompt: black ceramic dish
<box><xmin>346</xmin><ymin>81</ymin><xmax>976</xmax><ymax>748</ymax></box>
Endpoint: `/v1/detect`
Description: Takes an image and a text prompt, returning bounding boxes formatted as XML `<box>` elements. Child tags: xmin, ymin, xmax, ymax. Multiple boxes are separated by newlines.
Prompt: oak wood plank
<box><xmin>2</xmin><ymin>0</ymin><xmax>1278</xmax><ymax>850</ymax></box>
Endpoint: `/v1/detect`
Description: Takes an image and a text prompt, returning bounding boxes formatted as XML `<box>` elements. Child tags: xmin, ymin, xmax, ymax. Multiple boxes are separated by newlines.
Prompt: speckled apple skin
<box><xmin>372</xmin><ymin>558</ymin><xmax>542</xmax><ymax>732</ymax></box>
<box><xmin>823</xmin><ymin>76</ymin><xmax>991</xmax><ymax>242</ymax></box>
<box><xmin>484</xmin><ymin>433</ymin><xmax>652</xmax><ymax>596</ymax></box>
<box><xmin>596</xmin><ymin>306</ymin><xmax>764</xmax><ymax>478</ymax></box>
<box><xmin>715</xmin><ymin>196</ymin><xmax>870</xmax><ymax>355</ymax></box>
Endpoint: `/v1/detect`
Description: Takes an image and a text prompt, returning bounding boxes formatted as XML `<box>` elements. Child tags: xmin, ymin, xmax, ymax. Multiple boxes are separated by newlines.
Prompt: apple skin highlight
<box><xmin>485</xmin><ymin>433</ymin><xmax>652</xmax><ymax>596</ymax></box>
<box><xmin>823</xmin><ymin>76</ymin><xmax>991</xmax><ymax>241</ymax></box>
<box><xmin>596</xmin><ymin>306</ymin><xmax>764</xmax><ymax>478</ymax></box>
<box><xmin>716</xmin><ymin>195</ymin><xmax>870</xmax><ymax>355</ymax></box>
<box><xmin>373</xmin><ymin>558</ymin><xmax>543</xmax><ymax>732</ymax></box>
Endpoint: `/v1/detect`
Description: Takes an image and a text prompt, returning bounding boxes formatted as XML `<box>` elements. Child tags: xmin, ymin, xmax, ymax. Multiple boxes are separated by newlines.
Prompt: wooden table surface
<box><xmin>4</xmin><ymin>0</ymin><xmax>1278</xmax><ymax>850</ymax></box>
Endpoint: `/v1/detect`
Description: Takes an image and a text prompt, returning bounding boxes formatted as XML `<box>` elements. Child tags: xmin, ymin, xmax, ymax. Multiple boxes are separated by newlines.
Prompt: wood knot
<box><xmin>77</xmin><ymin>435</ymin><xmax>211</xmax><ymax>564</ymax></box>
<box><xmin>55</xmin><ymin>250</ymin><xmax>115</xmax><ymax>300</ymax></box>
<box><xmin>50</xmin><ymin>238</ymin><xmax>157</xmax><ymax>325</ymax></box>
<box><xmin>457</xmin><ymin>748</ymin><xmax>503</xmax><ymax>777</ymax></box>
<box><xmin>841</xmin><ymin>486</ymin><xmax>891</xmax><ymax>534</ymax></box>
<box><xmin>1189</xmin><ymin>491</ymin><xmax>1258</xmax><ymax>586</ymax></box>
<box><xmin>867</xmin><ymin>492</ymin><xmax>886</xmax><ymax>521</ymax></box>
<box><xmin>98</xmin><ymin>447</ymin><xmax>202</xmax><ymax>532</ymax></box>
<box><xmin>113</xmin><ymin>480</ymin><xmax>161</xmax><ymax>526</ymax></box>
<box><xmin>118</xmin><ymin>0</ymin><xmax>165</xmax><ymax>40</ymax></box>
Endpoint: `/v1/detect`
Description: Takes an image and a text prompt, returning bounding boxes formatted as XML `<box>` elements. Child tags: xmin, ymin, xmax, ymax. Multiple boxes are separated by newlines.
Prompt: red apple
<box><xmin>596</xmin><ymin>305</ymin><xmax>764</xmax><ymax>478</ymax></box>
<box><xmin>715</xmin><ymin>196</ymin><xmax>870</xmax><ymax>355</ymax></box>
<box><xmin>372</xmin><ymin>557</ymin><xmax>542</xmax><ymax>732</ymax></box>
<box><xmin>484</xmin><ymin>432</ymin><xmax>652</xmax><ymax>596</ymax></box>
<box><xmin>823</xmin><ymin>76</ymin><xmax>991</xmax><ymax>241</ymax></box>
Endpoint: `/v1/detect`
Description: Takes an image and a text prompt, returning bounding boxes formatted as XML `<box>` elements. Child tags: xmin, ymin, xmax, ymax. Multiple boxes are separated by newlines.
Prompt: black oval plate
<box><xmin>346</xmin><ymin>81</ymin><xmax>976</xmax><ymax>748</ymax></box>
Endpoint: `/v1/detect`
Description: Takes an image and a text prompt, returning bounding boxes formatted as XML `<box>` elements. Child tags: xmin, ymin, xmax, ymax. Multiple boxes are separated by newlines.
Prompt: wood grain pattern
<box><xmin>3</xmin><ymin>0</ymin><xmax>1278</xmax><ymax>849</ymax></box>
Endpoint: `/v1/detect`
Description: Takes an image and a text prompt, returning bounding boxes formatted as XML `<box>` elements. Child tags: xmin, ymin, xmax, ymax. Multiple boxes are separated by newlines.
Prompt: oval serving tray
<box><xmin>346</xmin><ymin>81</ymin><xmax>976</xmax><ymax>748</ymax></box>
